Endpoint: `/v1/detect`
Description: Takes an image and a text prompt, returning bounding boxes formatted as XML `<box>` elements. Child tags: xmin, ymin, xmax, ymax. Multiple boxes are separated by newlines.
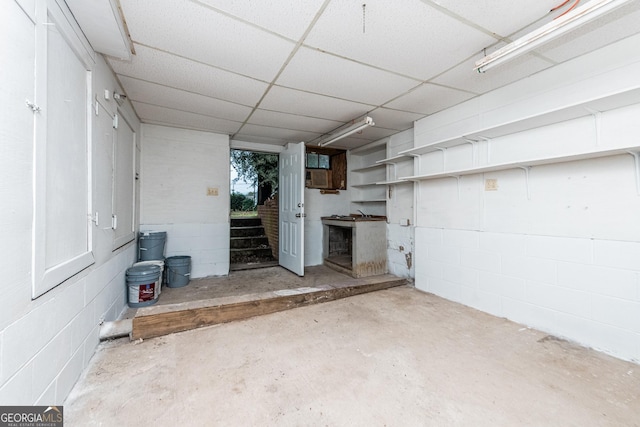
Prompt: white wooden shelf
<box><xmin>401</xmin><ymin>145</ymin><xmax>640</xmax><ymax>181</ymax></box>
<box><xmin>352</xmin><ymin>199</ymin><xmax>386</xmax><ymax>203</ymax></box>
<box><xmin>351</xmin><ymin>163</ymin><xmax>386</xmax><ymax>173</ymax></box>
<box><xmin>400</xmin><ymin>88</ymin><xmax>640</xmax><ymax>157</ymax></box>
<box><xmin>350</xmin><ymin>183</ymin><xmax>379</xmax><ymax>188</ymax></box>
<box><xmin>376</xmin><ymin>154</ymin><xmax>412</xmax><ymax>164</ymax></box>
<box><xmin>376</xmin><ymin>179</ymin><xmax>411</xmax><ymax>185</ymax></box>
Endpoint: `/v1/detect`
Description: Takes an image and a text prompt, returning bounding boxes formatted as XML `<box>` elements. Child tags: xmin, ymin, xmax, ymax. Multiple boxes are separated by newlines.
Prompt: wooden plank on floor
<box><xmin>132</xmin><ymin>278</ymin><xmax>407</xmax><ymax>340</ymax></box>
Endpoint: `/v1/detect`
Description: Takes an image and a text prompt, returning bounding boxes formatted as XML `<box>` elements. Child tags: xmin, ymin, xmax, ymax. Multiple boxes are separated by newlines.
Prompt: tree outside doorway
<box><xmin>230</xmin><ymin>150</ymin><xmax>279</xmax><ymax>213</ymax></box>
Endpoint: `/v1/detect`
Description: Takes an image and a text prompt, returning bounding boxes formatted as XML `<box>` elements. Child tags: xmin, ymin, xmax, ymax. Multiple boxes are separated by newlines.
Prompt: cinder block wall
<box><xmin>139</xmin><ymin>124</ymin><xmax>230</xmax><ymax>277</ymax></box>
<box><xmin>413</xmin><ymin>36</ymin><xmax>640</xmax><ymax>363</ymax></box>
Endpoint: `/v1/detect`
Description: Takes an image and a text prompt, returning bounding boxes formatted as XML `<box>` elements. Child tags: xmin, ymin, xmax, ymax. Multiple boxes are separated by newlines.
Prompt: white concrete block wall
<box><xmin>416</xmin><ymin>229</ymin><xmax>640</xmax><ymax>361</ymax></box>
<box><xmin>140</xmin><ymin>223</ymin><xmax>229</xmax><ymax>277</ymax></box>
<box><xmin>140</xmin><ymin>124</ymin><xmax>230</xmax><ymax>277</ymax></box>
<box><xmin>385</xmin><ymin>130</ymin><xmax>415</xmax><ymax>278</ymax></box>
<box><xmin>0</xmin><ymin>246</ymin><xmax>136</xmax><ymax>404</ymax></box>
<box><xmin>413</xmin><ymin>36</ymin><xmax>640</xmax><ymax>362</ymax></box>
<box><xmin>0</xmin><ymin>3</ymin><xmax>140</xmax><ymax>404</ymax></box>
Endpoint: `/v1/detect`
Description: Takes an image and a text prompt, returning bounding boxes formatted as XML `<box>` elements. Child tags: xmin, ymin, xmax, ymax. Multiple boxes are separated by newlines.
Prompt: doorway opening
<box><xmin>229</xmin><ymin>149</ymin><xmax>279</xmax><ymax>271</ymax></box>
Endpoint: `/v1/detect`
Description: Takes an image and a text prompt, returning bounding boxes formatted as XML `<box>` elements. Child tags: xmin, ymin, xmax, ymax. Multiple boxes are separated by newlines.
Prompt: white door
<box><xmin>279</xmin><ymin>142</ymin><xmax>305</xmax><ymax>276</ymax></box>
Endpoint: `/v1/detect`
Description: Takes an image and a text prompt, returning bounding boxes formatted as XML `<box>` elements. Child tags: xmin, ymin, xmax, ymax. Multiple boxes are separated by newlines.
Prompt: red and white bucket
<box><xmin>126</xmin><ymin>264</ymin><xmax>161</xmax><ymax>308</ymax></box>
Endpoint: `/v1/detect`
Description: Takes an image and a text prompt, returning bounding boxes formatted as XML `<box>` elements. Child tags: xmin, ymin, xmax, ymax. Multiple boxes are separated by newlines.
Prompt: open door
<box><xmin>279</xmin><ymin>142</ymin><xmax>305</xmax><ymax>276</ymax></box>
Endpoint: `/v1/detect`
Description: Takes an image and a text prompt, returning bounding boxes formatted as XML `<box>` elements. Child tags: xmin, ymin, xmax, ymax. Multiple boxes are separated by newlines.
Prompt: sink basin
<box><xmin>322</xmin><ymin>214</ymin><xmax>387</xmax><ymax>222</ymax></box>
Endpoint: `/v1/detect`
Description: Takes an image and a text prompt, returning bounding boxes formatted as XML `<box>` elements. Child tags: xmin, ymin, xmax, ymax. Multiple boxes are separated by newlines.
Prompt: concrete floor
<box><xmin>66</xmin><ymin>287</ymin><xmax>639</xmax><ymax>426</ymax></box>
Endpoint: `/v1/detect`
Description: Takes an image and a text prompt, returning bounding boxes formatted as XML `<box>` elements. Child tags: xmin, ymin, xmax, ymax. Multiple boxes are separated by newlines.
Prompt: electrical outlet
<box><xmin>207</xmin><ymin>187</ymin><xmax>219</xmax><ymax>196</ymax></box>
<box><xmin>485</xmin><ymin>178</ymin><xmax>498</xmax><ymax>191</ymax></box>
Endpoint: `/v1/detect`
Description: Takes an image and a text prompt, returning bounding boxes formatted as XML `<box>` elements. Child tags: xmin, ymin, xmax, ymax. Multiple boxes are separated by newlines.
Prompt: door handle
<box><xmin>295</xmin><ymin>213</ymin><xmax>307</xmax><ymax>218</ymax></box>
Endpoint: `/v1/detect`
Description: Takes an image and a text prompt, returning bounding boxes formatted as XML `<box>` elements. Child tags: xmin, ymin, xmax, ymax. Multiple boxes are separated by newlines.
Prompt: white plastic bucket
<box><xmin>127</xmin><ymin>264</ymin><xmax>161</xmax><ymax>308</ymax></box>
<box><xmin>133</xmin><ymin>260</ymin><xmax>165</xmax><ymax>295</ymax></box>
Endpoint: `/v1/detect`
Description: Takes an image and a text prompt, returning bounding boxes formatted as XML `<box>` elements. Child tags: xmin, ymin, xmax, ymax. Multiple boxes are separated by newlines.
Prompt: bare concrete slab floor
<box><xmin>66</xmin><ymin>287</ymin><xmax>640</xmax><ymax>426</ymax></box>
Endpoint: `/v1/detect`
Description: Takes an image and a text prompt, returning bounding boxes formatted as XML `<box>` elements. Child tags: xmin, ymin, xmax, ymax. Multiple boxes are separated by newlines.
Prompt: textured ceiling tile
<box><xmin>238</xmin><ymin>124</ymin><xmax>321</xmax><ymax>144</ymax></box>
<box><xmin>248</xmin><ymin>110</ymin><xmax>342</xmax><ymax>133</ymax></box>
<box><xmin>108</xmin><ymin>45</ymin><xmax>269</xmax><ymax>106</ymax></box>
<box><xmin>431</xmin><ymin>0</ymin><xmax>560</xmax><ymax>37</ymax></box>
<box><xmin>133</xmin><ymin>102</ymin><xmax>242</xmax><ymax>134</ymax></box>
<box><xmin>277</xmin><ymin>47</ymin><xmax>419</xmax><ymax>106</ymax></box>
<box><xmin>119</xmin><ymin>76</ymin><xmax>252</xmax><ymax>122</ymax></box>
<box><xmin>385</xmin><ymin>83</ymin><xmax>476</xmax><ymax>115</ymax></box>
<box><xmin>260</xmin><ymin>86</ymin><xmax>375</xmax><ymax>122</ymax></box>
<box><xmin>120</xmin><ymin>0</ymin><xmax>295</xmax><ymax>81</ymax></box>
<box><xmin>304</xmin><ymin>0</ymin><xmax>496</xmax><ymax>80</ymax></box>
<box><xmin>196</xmin><ymin>0</ymin><xmax>327</xmax><ymax>40</ymax></box>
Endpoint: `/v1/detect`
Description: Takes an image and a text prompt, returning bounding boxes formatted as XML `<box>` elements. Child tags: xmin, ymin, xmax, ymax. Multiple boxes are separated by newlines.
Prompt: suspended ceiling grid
<box><xmin>101</xmin><ymin>0</ymin><xmax>640</xmax><ymax>150</ymax></box>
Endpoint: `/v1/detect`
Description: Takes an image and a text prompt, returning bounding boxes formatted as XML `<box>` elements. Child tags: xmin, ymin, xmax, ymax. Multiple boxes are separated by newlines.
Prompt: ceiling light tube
<box><xmin>474</xmin><ymin>0</ymin><xmax>633</xmax><ymax>73</ymax></box>
<box><xmin>318</xmin><ymin>116</ymin><xmax>375</xmax><ymax>147</ymax></box>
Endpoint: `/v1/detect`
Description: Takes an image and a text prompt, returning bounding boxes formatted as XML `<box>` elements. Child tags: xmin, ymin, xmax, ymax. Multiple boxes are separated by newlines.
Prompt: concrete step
<box><xmin>230</xmin><ymin>226</ymin><xmax>265</xmax><ymax>238</ymax></box>
<box><xmin>230</xmin><ymin>217</ymin><xmax>262</xmax><ymax>227</ymax></box>
<box><xmin>230</xmin><ymin>247</ymin><xmax>274</xmax><ymax>264</ymax></box>
<box><xmin>230</xmin><ymin>260</ymin><xmax>280</xmax><ymax>271</ymax></box>
<box><xmin>230</xmin><ymin>236</ymin><xmax>269</xmax><ymax>249</ymax></box>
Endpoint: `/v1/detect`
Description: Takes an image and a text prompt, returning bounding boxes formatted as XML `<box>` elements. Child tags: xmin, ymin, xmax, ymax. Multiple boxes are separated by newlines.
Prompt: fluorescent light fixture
<box><xmin>474</xmin><ymin>0</ymin><xmax>633</xmax><ymax>73</ymax></box>
<box><xmin>317</xmin><ymin>116</ymin><xmax>375</xmax><ymax>147</ymax></box>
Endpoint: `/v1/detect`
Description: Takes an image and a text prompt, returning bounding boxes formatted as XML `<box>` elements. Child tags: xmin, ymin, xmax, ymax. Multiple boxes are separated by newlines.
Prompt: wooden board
<box><xmin>132</xmin><ymin>278</ymin><xmax>407</xmax><ymax>340</ymax></box>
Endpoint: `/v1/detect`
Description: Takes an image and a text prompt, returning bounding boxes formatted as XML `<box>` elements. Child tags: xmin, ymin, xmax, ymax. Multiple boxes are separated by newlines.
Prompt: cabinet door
<box><xmin>112</xmin><ymin>112</ymin><xmax>136</xmax><ymax>249</ymax></box>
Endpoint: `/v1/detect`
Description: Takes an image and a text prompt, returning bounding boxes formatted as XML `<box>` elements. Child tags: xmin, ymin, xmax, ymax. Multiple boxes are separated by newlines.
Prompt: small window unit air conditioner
<box><xmin>306</xmin><ymin>169</ymin><xmax>329</xmax><ymax>189</ymax></box>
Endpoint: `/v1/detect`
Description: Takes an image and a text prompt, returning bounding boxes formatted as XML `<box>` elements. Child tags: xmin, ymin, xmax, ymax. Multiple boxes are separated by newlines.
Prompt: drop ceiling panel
<box><xmin>304</xmin><ymin>0</ymin><xmax>496</xmax><ymax>80</ymax></box>
<box><xmin>238</xmin><ymin>124</ymin><xmax>321</xmax><ymax>144</ymax></box>
<box><xmin>196</xmin><ymin>0</ymin><xmax>327</xmax><ymax>40</ymax></box>
<box><xmin>232</xmin><ymin>134</ymin><xmax>290</xmax><ymax>147</ymax></box>
<box><xmin>132</xmin><ymin>102</ymin><xmax>242</xmax><ymax>134</ymax></box>
<box><xmin>108</xmin><ymin>45</ymin><xmax>268</xmax><ymax>106</ymax></box>
<box><xmin>277</xmin><ymin>47</ymin><xmax>419</xmax><ymax>106</ymax></box>
<box><xmin>368</xmin><ymin>108</ymin><xmax>426</xmax><ymax>131</ymax></box>
<box><xmin>119</xmin><ymin>76</ymin><xmax>252</xmax><ymax>122</ymax></box>
<box><xmin>431</xmin><ymin>0</ymin><xmax>560</xmax><ymax>38</ymax></box>
<box><xmin>432</xmin><ymin>53</ymin><xmax>553</xmax><ymax>95</ymax></box>
<box><xmin>119</xmin><ymin>0</ymin><xmax>295</xmax><ymax>81</ymax></box>
<box><xmin>385</xmin><ymin>83</ymin><xmax>476</xmax><ymax>115</ymax></box>
<box><xmin>248</xmin><ymin>110</ymin><xmax>342</xmax><ymax>133</ymax></box>
<box><xmin>260</xmin><ymin>86</ymin><xmax>374</xmax><ymax>121</ymax></box>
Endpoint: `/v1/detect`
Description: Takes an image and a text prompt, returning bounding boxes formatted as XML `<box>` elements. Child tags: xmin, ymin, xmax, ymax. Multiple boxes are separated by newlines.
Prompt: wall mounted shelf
<box><xmin>400</xmin><ymin>88</ymin><xmax>640</xmax><ymax>157</ymax></box>
<box><xmin>376</xmin><ymin>179</ymin><xmax>411</xmax><ymax>186</ymax></box>
<box><xmin>350</xmin><ymin>183</ymin><xmax>380</xmax><ymax>188</ymax></box>
<box><xmin>375</xmin><ymin>154</ymin><xmax>412</xmax><ymax>164</ymax></box>
<box><xmin>401</xmin><ymin>145</ymin><xmax>640</xmax><ymax>182</ymax></box>
<box><xmin>351</xmin><ymin>164</ymin><xmax>386</xmax><ymax>173</ymax></box>
<box><xmin>352</xmin><ymin>199</ymin><xmax>386</xmax><ymax>203</ymax></box>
